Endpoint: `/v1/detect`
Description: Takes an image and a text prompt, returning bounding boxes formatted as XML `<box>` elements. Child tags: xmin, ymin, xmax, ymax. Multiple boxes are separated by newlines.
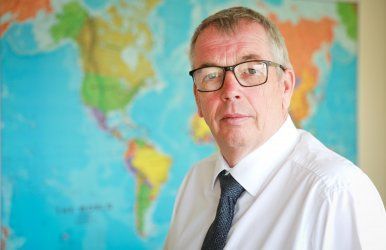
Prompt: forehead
<box><xmin>192</xmin><ymin>21</ymin><xmax>272</xmax><ymax>67</ymax></box>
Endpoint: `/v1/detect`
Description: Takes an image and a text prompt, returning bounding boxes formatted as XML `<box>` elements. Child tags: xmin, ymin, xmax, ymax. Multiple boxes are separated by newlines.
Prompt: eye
<box><xmin>247</xmin><ymin>68</ymin><xmax>257</xmax><ymax>75</ymax></box>
<box><xmin>204</xmin><ymin>72</ymin><xmax>219</xmax><ymax>81</ymax></box>
<box><xmin>240</xmin><ymin>67</ymin><xmax>261</xmax><ymax>78</ymax></box>
<box><xmin>240</xmin><ymin>65</ymin><xmax>264</xmax><ymax>78</ymax></box>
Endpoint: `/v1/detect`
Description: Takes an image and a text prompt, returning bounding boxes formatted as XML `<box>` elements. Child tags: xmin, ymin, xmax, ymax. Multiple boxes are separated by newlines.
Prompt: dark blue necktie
<box><xmin>201</xmin><ymin>170</ymin><xmax>245</xmax><ymax>250</ymax></box>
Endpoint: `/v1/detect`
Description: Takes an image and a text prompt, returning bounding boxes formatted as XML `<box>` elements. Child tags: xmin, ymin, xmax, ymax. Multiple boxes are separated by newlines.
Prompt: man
<box><xmin>165</xmin><ymin>6</ymin><xmax>386</xmax><ymax>250</ymax></box>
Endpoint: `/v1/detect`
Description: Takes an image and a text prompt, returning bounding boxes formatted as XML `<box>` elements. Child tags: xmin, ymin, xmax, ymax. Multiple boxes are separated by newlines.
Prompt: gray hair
<box><xmin>190</xmin><ymin>6</ymin><xmax>292</xmax><ymax>69</ymax></box>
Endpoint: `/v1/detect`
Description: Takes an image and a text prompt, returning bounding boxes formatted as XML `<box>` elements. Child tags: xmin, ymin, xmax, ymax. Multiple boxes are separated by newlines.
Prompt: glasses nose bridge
<box><xmin>221</xmin><ymin>65</ymin><xmax>241</xmax><ymax>90</ymax></box>
<box><xmin>223</xmin><ymin>65</ymin><xmax>238</xmax><ymax>80</ymax></box>
<box><xmin>224</xmin><ymin>65</ymin><xmax>236</xmax><ymax>73</ymax></box>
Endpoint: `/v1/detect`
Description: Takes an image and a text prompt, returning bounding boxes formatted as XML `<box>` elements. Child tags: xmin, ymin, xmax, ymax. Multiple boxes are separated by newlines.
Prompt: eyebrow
<box><xmin>194</xmin><ymin>54</ymin><xmax>264</xmax><ymax>69</ymax></box>
<box><xmin>240</xmin><ymin>54</ymin><xmax>263</xmax><ymax>61</ymax></box>
<box><xmin>195</xmin><ymin>62</ymin><xmax>218</xmax><ymax>69</ymax></box>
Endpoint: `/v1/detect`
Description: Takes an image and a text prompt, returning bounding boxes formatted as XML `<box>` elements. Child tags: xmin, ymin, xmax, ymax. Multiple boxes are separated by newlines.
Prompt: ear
<box><xmin>193</xmin><ymin>85</ymin><xmax>204</xmax><ymax>117</ymax></box>
<box><xmin>281</xmin><ymin>68</ymin><xmax>295</xmax><ymax>110</ymax></box>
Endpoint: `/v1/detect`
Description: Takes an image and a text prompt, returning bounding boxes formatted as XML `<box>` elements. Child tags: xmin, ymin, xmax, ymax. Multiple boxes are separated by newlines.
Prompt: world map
<box><xmin>1</xmin><ymin>0</ymin><xmax>357</xmax><ymax>249</ymax></box>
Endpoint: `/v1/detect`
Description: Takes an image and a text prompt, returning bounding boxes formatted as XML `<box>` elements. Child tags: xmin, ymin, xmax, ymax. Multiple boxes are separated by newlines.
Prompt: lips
<box><xmin>221</xmin><ymin>113</ymin><xmax>250</xmax><ymax>125</ymax></box>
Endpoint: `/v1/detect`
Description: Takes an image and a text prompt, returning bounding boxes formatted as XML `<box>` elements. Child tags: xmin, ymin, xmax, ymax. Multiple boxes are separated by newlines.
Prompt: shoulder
<box><xmin>182</xmin><ymin>153</ymin><xmax>218</xmax><ymax>186</ymax></box>
<box><xmin>288</xmin><ymin>131</ymin><xmax>386</xmax><ymax>249</ymax></box>
<box><xmin>192</xmin><ymin>153</ymin><xmax>218</xmax><ymax>171</ymax></box>
<box><xmin>169</xmin><ymin>153</ymin><xmax>218</xmax><ymax>209</ymax></box>
<box><xmin>290</xmin><ymin>130</ymin><xmax>372</xmax><ymax>195</ymax></box>
<box><xmin>169</xmin><ymin>153</ymin><xmax>218</xmax><ymax>221</ymax></box>
<box><xmin>288</xmin><ymin>130</ymin><xmax>385</xmax><ymax>223</ymax></box>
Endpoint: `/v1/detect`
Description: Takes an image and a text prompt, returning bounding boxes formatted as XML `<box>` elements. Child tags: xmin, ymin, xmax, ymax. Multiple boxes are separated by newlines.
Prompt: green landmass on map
<box><xmin>337</xmin><ymin>3</ymin><xmax>357</xmax><ymax>41</ymax></box>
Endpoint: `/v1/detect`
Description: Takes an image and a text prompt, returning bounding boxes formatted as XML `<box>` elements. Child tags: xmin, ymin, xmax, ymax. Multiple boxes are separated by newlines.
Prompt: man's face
<box><xmin>192</xmin><ymin>21</ymin><xmax>294</xmax><ymax>164</ymax></box>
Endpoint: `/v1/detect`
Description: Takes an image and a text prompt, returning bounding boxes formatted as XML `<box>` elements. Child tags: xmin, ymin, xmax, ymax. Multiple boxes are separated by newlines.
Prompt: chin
<box><xmin>221</xmin><ymin>134</ymin><xmax>248</xmax><ymax>148</ymax></box>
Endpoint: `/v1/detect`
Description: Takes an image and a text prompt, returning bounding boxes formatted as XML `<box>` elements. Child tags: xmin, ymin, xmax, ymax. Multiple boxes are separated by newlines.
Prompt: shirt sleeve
<box><xmin>315</xmin><ymin>172</ymin><xmax>386</xmax><ymax>250</ymax></box>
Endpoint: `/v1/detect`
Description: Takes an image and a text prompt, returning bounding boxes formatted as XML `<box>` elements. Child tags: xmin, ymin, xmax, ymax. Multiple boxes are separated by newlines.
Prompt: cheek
<box><xmin>249</xmin><ymin>86</ymin><xmax>282</xmax><ymax>116</ymax></box>
<box><xmin>198</xmin><ymin>96</ymin><xmax>218</xmax><ymax>121</ymax></box>
<box><xmin>267</xmin><ymin>82</ymin><xmax>283</xmax><ymax>102</ymax></box>
<box><xmin>250</xmin><ymin>88</ymin><xmax>271</xmax><ymax>112</ymax></box>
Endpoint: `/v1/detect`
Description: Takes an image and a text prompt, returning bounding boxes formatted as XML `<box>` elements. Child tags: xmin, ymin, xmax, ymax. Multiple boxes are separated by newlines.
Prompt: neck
<box><xmin>220</xmin><ymin>144</ymin><xmax>256</xmax><ymax>167</ymax></box>
<box><xmin>221</xmin><ymin>135</ymin><xmax>275</xmax><ymax>167</ymax></box>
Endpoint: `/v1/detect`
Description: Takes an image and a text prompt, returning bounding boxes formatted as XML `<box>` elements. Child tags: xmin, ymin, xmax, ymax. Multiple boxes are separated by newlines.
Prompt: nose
<box><xmin>220</xmin><ymin>71</ymin><xmax>241</xmax><ymax>101</ymax></box>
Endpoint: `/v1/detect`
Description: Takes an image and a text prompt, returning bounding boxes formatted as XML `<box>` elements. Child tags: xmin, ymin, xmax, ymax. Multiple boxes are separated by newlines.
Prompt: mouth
<box><xmin>221</xmin><ymin>113</ymin><xmax>250</xmax><ymax>125</ymax></box>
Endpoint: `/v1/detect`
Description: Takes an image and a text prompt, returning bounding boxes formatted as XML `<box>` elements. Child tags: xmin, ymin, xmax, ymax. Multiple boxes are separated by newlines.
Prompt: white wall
<box><xmin>359</xmin><ymin>0</ymin><xmax>386</xmax><ymax>204</ymax></box>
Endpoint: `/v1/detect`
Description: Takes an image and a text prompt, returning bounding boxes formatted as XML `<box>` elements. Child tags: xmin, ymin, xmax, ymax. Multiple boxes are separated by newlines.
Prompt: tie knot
<box><xmin>218</xmin><ymin>170</ymin><xmax>245</xmax><ymax>199</ymax></box>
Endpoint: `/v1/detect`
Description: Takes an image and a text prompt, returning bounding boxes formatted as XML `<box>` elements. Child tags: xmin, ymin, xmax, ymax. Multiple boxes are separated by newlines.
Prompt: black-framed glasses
<box><xmin>189</xmin><ymin>60</ymin><xmax>286</xmax><ymax>92</ymax></box>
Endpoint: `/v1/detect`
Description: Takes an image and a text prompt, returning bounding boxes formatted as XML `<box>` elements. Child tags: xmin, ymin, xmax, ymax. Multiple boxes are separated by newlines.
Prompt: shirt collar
<box><xmin>211</xmin><ymin>116</ymin><xmax>299</xmax><ymax>196</ymax></box>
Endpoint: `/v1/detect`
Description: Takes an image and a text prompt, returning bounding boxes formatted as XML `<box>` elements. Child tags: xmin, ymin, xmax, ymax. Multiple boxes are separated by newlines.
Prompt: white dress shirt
<box><xmin>165</xmin><ymin>117</ymin><xmax>386</xmax><ymax>250</ymax></box>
